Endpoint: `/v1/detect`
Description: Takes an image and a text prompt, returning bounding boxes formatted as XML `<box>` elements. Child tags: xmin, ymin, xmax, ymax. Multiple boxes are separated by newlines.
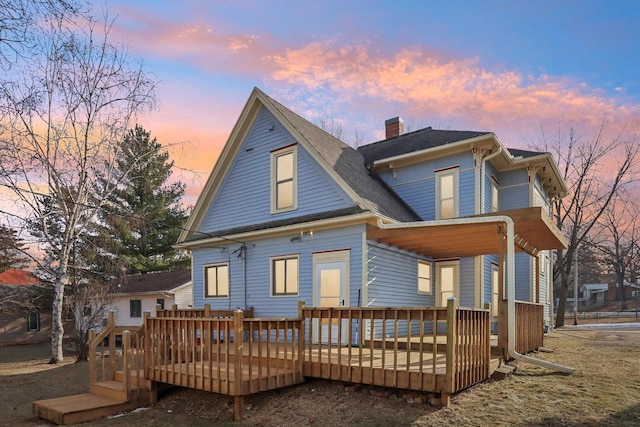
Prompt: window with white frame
<box><xmin>271</xmin><ymin>145</ymin><xmax>297</xmax><ymax>212</ymax></box>
<box><xmin>491</xmin><ymin>263</ymin><xmax>500</xmax><ymax>317</ymax></box>
<box><xmin>491</xmin><ymin>178</ymin><xmax>499</xmax><ymax>212</ymax></box>
<box><xmin>435</xmin><ymin>168</ymin><xmax>459</xmax><ymax>219</ymax></box>
<box><xmin>271</xmin><ymin>255</ymin><xmax>299</xmax><ymax>296</ymax></box>
<box><xmin>418</xmin><ymin>260</ymin><xmax>432</xmax><ymax>295</ymax></box>
<box><xmin>204</xmin><ymin>263</ymin><xmax>229</xmax><ymax>298</ymax></box>
<box><xmin>435</xmin><ymin>260</ymin><xmax>459</xmax><ymax>306</ymax></box>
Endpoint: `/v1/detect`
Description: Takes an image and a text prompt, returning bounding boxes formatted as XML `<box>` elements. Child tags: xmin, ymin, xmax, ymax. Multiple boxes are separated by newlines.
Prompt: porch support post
<box><xmin>498</xmin><ymin>230</ymin><xmax>508</xmax><ymax>356</ymax></box>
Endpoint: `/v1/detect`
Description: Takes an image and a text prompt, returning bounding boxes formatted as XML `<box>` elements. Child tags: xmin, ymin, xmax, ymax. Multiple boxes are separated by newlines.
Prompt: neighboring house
<box><xmin>108</xmin><ymin>270</ymin><xmax>192</xmax><ymax>327</ymax></box>
<box><xmin>580</xmin><ymin>283</ymin><xmax>609</xmax><ymax>304</ymax></box>
<box><xmin>0</xmin><ymin>269</ymin><xmax>67</xmax><ymax>345</ymax></box>
<box><xmin>606</xmin><ymin>282</ymin><xmax>640</xmax><ymax>302</ymax></box>
<box><xmin>175</xmin><ymin>87</ymin><xmax>567</xmax><ymax>337</ymax></box>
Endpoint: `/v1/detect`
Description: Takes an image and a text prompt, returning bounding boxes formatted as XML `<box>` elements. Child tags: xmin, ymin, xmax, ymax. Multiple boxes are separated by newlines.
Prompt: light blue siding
<box><xmin>377</xmin><ymin>151</ymin><xmax>475</xmax><ymax>220</ymax></box>
<box><xmin>497</xmin><ymin>169</ymin><xmax>529</xmax><ymax>211</ymax></box>
<box><xmin>192</xmin><ymin>224</ymin><xmax>365</xmax><ymax>318</ymax></box>
<box><xmin>366</xmin><ymin>242</ymin><xmax>433</xmax><ymax>308</ymax></box>
<box><xmin>199</xmin><ymin>107</ymin><xmax>354</xmax><ymax>234</ymax></box>
<box><xmin>458</xmin><ymin>257</ymin><xmax>476</xmax><ymax>307</ymax></box>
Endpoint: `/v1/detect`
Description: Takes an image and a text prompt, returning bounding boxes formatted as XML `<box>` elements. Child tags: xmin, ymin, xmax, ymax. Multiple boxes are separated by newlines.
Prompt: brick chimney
<box><xmin>385</xmin><ymin>117</ymin><xmax>404</xmax><ymax>139</ymax></box>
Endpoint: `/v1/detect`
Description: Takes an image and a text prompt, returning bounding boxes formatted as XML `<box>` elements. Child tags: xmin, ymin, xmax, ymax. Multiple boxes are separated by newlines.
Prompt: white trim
<box><xmin>435</xmin><ymin>260</ymin><xmax>460</xmax><ymax>306</ymax></box>
<box><xmin>417</xmin><ymin>260</ymin><xmax>433</xmax><ymax>295</ymax></box>
<box><xmin>435</xmin><ymin>167</ymin><xmax>459</xmax><ymax>220</ymax></box>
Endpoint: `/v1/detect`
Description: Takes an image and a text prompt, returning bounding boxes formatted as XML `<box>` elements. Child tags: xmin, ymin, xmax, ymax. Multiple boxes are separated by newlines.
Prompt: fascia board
<box><xmin>371</xmin><ymin>133</ymin><xmax>498</xmax><ymax>170</ymax></box>
<box><xmin>177</xmin><ymin>88</ymin><xmax>263</xmax><ymax>243</ymax></box>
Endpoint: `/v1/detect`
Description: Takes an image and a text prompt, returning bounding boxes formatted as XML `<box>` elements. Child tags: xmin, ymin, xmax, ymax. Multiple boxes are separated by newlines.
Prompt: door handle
<box><xmin>341</xmin><ymin>299</ymin><xmax>344</xmax><ymax>306</ymax></box>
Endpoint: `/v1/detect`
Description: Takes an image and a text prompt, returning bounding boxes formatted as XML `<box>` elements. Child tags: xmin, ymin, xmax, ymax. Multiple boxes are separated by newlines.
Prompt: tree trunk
<box><xmin>617</xmin><ymin>273</ymin><xmax>628</xmax><ymax>311</ymax></box>
<box><xmin>555</xmin><ymin>248</ymin><xmax>569</xmax><ymax>328</ymax></box>
<box><xmin>49</xmin><ymin>282</ymin><xmax>65</xmax><ymax>363</ymax></box>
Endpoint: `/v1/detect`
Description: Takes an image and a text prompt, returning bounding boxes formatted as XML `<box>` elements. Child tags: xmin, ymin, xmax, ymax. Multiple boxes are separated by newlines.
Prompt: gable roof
<box><xmin>0</xmin><ymin>269</ymin><xmax>43</xmax><ymax>286</ymax></box>
<box><xmin>111</xmin><ymin>270</ymin><xmax>192</xmax><ymax>295</ymax></box>
<box><xmin>178</xmin><ymin>88</ymin><xmax>419</xmax><ymax>244</ymax></box>
<box><xmin>358</xmin><ymin>127</ymin><xmax>491</xmax><ymax>165</ymax></box>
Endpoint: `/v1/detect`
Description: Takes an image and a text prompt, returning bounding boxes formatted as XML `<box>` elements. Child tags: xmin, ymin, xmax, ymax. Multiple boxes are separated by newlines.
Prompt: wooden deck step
<box><xmin>33</xmin><ymin>392</ymin><xmax>143</xmax><ymax>425</ymax></box>
<box><xmin>90</xmin><ymin>380</ymin><xmax>127</xmax><ymax>401</ymax></box>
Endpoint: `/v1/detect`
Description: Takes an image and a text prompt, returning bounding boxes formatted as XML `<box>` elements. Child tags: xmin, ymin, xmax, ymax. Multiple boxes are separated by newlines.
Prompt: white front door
<box><xmin>313</xmin><ymin>251</ymin><xmax>350</xmax><ymax>345</ymax></box>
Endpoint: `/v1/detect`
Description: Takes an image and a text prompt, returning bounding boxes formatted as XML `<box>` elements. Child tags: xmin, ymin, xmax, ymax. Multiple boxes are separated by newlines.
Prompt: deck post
<box><xmin>297</xmin><ymin>301</ymin><xmax>306</xmax><ymax>375</ymax></box>
<box><xmin>122</xmin><ymin>330</ymin><xmax>131</xmax><ymax>402</ymax></box>
<box><xmin>89</xmin><ymin>330</ymin><xmax>97</xmax><ymax>384</ymax></box>
<box><xmin>233</xmin><ymin>310</ymin><xmax>244</xmax><ymax>421</ymax></box>
<box><xmin>484</xmin><ymin>303</ymin><xmax>492</xmax><ymax>377</ymax></box>
<box><xmin>204</xmin><ymin>303</ymin><xmax>211</xmax><ymax>317</ymax></box>
<box><xmin>143</xmin><ymin>311</ymin><xmax>151</xmax><ymax>377</ymax></box>
<box><xmin>444</xmin><ymin>297</ymin><xmax>457</xmax><ymax>405</ymax></box>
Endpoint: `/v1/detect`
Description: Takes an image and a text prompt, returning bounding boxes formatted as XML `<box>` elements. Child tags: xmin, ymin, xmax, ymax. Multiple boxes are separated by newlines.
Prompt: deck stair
<box><xmin>33</xmin><ymin>376</ymin><xmax>151</xmax><ymax>425</ymax></box>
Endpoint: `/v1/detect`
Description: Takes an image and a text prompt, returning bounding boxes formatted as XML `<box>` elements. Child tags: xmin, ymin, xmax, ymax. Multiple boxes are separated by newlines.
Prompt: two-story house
<box><xmin>176</xmin><ymin>87</ymin><xmax>567</xmax><ymax>343</ymax></box>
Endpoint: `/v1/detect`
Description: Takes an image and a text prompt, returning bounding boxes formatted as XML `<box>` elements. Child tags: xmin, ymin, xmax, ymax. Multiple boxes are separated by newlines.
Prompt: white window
<box><xmin>418</xmin><ymin>260</ymin><xmax>432</xmax><ymax>295</ymax></box>
<box><xmin>491</xmin><ymin>263</ymin><xmax>500</xmax><ymax>317</ymax></box>
<box><xmin>436</xmin><ymin>260</ymin><xmax>459</xmax><ymax>306</ymax></box>
<box><xmin>435</xmin><ymin>168</ymin><xmax>459</xmax><ymax>219</ymax></box>
<box><xmin>204</xmin><ymin>263</ymin><xmax>229</xmax><ymax>298</ymax></box>
<box><xmin>491</xmin><ymin>178</ymin><xmax>499</xmax><ymax>212</ymax></box>
<box><xmin>271</xmin><ymin>255</ymin><xmax>299</xmax><ymax>296</ymax></box>
<box><xmin>27</xmin><ymin>312</ymin><xmax>40</xmax><ymax>331</ymax></box>
<box><xmin>271</xmin><ymin>145</ymin><xmax>297</xmax><ymax>213</ymax></box>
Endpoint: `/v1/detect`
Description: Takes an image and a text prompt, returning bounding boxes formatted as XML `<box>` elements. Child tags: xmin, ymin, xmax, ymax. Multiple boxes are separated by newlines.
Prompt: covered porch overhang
<box><xmin>367</xmin><ymin>207</ymin><xmax>567</xmax><ymax>259</ymax></box>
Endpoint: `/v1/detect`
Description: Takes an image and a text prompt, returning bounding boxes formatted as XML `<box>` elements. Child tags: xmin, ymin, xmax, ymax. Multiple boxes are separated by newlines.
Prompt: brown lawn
<box><xmin>1</xmin><ymin>321</ymin><xmax>639</xmax><ymax>426</ymax></box>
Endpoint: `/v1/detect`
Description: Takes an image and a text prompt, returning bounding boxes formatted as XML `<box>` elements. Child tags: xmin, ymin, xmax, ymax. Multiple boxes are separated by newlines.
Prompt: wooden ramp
<box><xmin>33</xmin><ymin>378</ymin><xmax>150</xmax><ymax>425</ymax></box>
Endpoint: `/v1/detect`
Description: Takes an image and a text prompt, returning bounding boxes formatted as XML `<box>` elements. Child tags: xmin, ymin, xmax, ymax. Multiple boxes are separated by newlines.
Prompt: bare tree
<box><xmin>66</xmin><ymin>281</ymin><xmax>114</xmax><ymax>362</ymax></box>
<box><xmin>530</xmin><ymin>122</ymin><xmax>639</xmax><ymax>327</ymax></box>
<box><xmin>0</xmin><ymin>11</ymin><xmax>156</xmax><ymax>363</ymax></box>
<box><xmin>594</xmin><ymin>194</ymin><xmax>639</xmax><ymax>310</ymax></box>
<box><xmin>316</xmin><ymin>113</ymin><xmax>345</xmax><ymax>141</ymax></box>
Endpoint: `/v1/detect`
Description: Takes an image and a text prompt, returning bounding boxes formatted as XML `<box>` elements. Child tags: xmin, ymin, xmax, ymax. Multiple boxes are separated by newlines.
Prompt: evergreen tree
<box><xmin>100</xmin><ymin>125</ymin><xmax>189</xmax><ymax>274</ymax></box>
<box><xmin>0</xmin><ymin>224</ymin><xmax>29</xmax><ymax>272</ymax></box>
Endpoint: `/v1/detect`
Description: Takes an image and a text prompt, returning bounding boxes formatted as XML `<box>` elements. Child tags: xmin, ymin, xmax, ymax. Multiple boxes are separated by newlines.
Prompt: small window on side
<box><xmin>418</xmin><ymin>261</ymin><xmax>432</xmax><ymax>295</ymax></box>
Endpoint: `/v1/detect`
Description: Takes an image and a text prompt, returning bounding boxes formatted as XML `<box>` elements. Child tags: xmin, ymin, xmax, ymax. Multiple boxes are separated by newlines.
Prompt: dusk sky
<box><xmin>107</xmin><ymin>0</ymin><xmax>640</xmax><ymax>204</ymax></box>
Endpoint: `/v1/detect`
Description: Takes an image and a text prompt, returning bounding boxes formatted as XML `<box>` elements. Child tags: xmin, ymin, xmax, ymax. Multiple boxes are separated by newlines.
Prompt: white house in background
<box><xmin>580</xmin><ymin>283</ymin><xmax>609</xmax><ymax>304</ymax></box>
<box><xmin>108</xmin><ymin>270</ymin><xmax>192</xmax><ymax>327</ymax></box>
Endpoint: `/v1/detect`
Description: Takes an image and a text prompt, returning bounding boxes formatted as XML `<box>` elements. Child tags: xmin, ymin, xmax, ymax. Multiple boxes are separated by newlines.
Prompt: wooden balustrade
<box><xmin>301</xmin><ymin>299</ymin><xmax>491</xmax><ymax>403</ymax></box>
<box><xmin>155</xmin><ymin>303</ymin><xmax>254</xmax><ymax>319</ymax></box>
<box><xmin>514</xmin><ymin>301</ymin><xmax>544</xmax><ymax>354</ymax></box>
<box><xmin>88</xmin><ymin>311</ymin><xmax>147</xmax><ymax>402</ymax></box>
<box><xmin>143</xmin><ymin>309</ymin><xmax>304</xmax><ymax>399</ymax></box>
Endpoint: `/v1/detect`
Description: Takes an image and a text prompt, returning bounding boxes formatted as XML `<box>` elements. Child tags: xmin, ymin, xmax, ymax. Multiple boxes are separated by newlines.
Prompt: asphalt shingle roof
<box><xmin>358</xmin><ymin>127</ymin><xmax>491</xmax><ymax>164</ymax></box>
<box><xmin>111</xmin><ymin>270</ymin><xmax>191</xmax><ymax>294</ymax></box>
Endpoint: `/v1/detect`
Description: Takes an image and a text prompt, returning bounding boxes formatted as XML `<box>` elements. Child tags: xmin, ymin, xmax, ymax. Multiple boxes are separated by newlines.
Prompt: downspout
<box><xmin>503</xmin><ymin>216</ymin><xmax>574</xmax><ymax>373</ymax></box>
<box><xmin>376</xmin><ymin>216</ymin><xmax>574</xmax><ymax>374</ymax></box>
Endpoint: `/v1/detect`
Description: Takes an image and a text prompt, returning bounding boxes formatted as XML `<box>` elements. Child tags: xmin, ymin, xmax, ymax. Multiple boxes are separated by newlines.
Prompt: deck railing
<box><xmin>155</xmin><ymin>303</ymin><xmax>254</xmax><ymax>319</ymax></box>
<box><xmin>88</xmin><ymin>311</ymin><xmax>146</xmax><ymax>402</ymax></box>
<box><xmin>301</xmin><ymin>298</ymin><xmax>491</xmax><ymax>402</ymax></box>
<box><xmin>514</xmin><ymin>300</ymin><xmax>544</xmax><ymax>354</ymax></box>
<box><xmin>143</xmin><ymin>309</ymin><xmax>303</xmax><ymax>397</ymax></box>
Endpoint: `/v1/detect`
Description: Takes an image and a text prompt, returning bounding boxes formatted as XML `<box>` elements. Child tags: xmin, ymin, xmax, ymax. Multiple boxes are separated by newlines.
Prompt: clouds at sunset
<box><xmin>107</xmin><ymin>3</ymin><xmax>639</xmax><ymax>205</ymax></box>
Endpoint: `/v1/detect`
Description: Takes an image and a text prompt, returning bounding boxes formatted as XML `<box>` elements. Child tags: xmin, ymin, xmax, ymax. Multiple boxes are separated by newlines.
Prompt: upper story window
<box><xmin>418</xmin><ymin>260</ymin><xmax>432</xmax><ymax>295</ymax></box>
<box><xmin>271</xmin><ymin>145</ymin><xmax>297</xmax><ymax>213</ymax></box>
<box><xmin>491</xmin><ymin>178</ymin><xmax>499</xmax><ymax>213</ymax></box>
<box><xmin>435</xmin><ymin>167</ymin><xmax>459</xmax><ymax>219</ymax></box>
<box><xmin>271</xmin><ymin>255</ymin><xmax>299</xmax><ymax>296</ymax></box>
<box><xmin>205</xmin><ymin>263</ymin><xmax>229</xmax><ymax>298</ymax></box>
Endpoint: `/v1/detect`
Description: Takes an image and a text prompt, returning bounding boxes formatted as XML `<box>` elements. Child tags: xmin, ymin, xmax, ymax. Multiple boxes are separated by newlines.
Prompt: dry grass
<box><xmin>1</xmin><ymin>323</ymin><xmax>639</xmax><ymax>426</ymax></box>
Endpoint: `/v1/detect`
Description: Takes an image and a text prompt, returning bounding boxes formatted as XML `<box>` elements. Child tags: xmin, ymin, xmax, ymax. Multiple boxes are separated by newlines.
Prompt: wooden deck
<box><xmin>34</xmin><ymin>301</ymin><xmax>544</xmax><ymax>424</ymax></box>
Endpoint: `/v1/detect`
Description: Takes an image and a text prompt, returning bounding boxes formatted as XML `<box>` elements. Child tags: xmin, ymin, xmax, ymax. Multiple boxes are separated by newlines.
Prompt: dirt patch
<box><xmin>2</xmin><ymin>327</ymin><xmax>639</xmax><ymax>426</ymax></box>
